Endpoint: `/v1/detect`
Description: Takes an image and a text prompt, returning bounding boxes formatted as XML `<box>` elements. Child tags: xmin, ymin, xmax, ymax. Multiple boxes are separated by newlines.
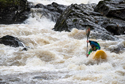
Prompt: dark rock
<box><xmin>94</xmin><ymin>0</ymin><xmax>125</xmax><ymax>35</ymax></box>
<box><xmin>94</xmin><ymin>0</ymin><xmax>125</xmax><ymax>20</ymax></box>
<box><xmin>53</xmin><ymin>3</ymin><xmax>117</xmax><ymax>40</ymax></box>
<box><xmin>0</xmin><ymin>35</ymin><xmax>26</xmax><ymax>48</ymax></box>
<box><xmin>32</xmin><ymin>2</ymin><xmax>67</xmax><ymax>22</ymax></box>
<box><xmin>0</xmin><ymin>0</ymin><xmax>30</xmax><ymax>24</ymax></box>
<box><xmin>53</xmin><ymin>4</ymin><xmax>97</xmax><ymax>31</ymax></box>
<box><xmin>93</xmin><ymin>15</ymin><xmax>125</xmax><ymax>35</ymax></box>
<box><xmin>47</xmin><ymin>2</ymin><xmax>66</xmax><ymax>14</ymax></box>
<box><xmin>105</xmin><ymin>24</ymin><xmax>125</xmax><ymax>35</ymax></box>
<box><xmin>52</xmin><ymin>1</ymin><xmax>125</xmax><ymax>40</ymax></box>
<box><xmin>34</xmin><ymin>3</ymin><xmax>45</xmax><ymax>8</ymax></box>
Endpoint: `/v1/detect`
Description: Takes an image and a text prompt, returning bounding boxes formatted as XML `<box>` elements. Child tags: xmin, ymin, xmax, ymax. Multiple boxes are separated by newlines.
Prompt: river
<box><xmin>0</xmin><ymin>0</ymin><xmax>125</xmax><ymax>84</ymax></box>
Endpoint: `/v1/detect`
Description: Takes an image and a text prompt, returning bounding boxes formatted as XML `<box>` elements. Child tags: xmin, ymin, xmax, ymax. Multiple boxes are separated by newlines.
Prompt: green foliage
<box><xmin>0</xmin><ymin>0</ymin><xmax>21</xmax><ymax>7</ymax></box>
<box><xmin>73</xmin><ymin>19</ymin><xmax>77</xmax><ymax>22</ymax></box>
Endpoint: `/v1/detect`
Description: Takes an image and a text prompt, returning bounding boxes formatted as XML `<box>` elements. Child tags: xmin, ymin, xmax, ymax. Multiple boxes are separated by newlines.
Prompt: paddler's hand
<box><xmin>87</xmin><ymin>40</ymin><xmax>89</xmax><ymax>43</ymax></box>
<box><xmin>86</xmin><ymin>54</ymin><xmax>89</xmax><ymax>57</ymax></box>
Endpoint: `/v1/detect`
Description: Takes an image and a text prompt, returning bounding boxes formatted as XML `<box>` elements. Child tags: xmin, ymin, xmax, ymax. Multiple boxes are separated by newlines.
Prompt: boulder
<box><xmin>52</xmin><ymin>1</ymin><xmax>125</xmax><ymax>39</ymax></box>
<box><xmin>94</xmin><ymin>0</ymin><xmax>125</xmax><ymax>35</ymax></box>
<box><xmin>32</xmin><ymin>2</ymin><xmax>67</xmax><ymax>22</ymax></box>
<box><xmin>105</xmin><ymin>24</ymin><xmax>125</xmax><ymax>35</ymax></box>
<box><xmin>53</xmin><ymin>4</ymin><xmax>97</xmax><ymax>31</ymax></box>
<box><xmin>0</xmin><ymin>0</ymin><xmax>30</xmax><ymax>24</ymax></box>
<box><xmin>53</xmin><ymin>4</ymin><xmax>117</xmax><ymax>40</ymax></box>
<box><xmin>94</xmin><ymin>0</ymin><xmax>125</xmax><ymax>20</ymax></box>
<box><xmin>0</xmin><ymin>35</ymin><xmax>27</xmax><ymax>50</ymax></box>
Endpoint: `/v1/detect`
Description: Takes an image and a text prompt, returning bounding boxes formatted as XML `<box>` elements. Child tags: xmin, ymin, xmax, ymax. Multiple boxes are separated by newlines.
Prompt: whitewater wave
<box><xmin>28</xmin><ymin>0</ymin><xmax>101</xmax><ymax>5</ymax></box>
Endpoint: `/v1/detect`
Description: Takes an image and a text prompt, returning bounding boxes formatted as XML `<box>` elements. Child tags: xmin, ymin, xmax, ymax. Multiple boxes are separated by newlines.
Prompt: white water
<box><xmin>28</xmin><ymin>0</ymin><xmax>102</xmax><ymax>5</ymax></box>
<box><xmin>0</xmin><ymin>0</ymin><xmax>125</xmax><ymax>84</ymax></box>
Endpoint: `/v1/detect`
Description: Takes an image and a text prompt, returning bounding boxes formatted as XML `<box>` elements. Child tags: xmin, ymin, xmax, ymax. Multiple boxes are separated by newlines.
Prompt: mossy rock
<box><xmin>0</xmin><ymin>0</ymin><xmax>21</xmax><ymax>8</ymax></box>
<box><xmin>0</xmin><ymin>0</ymin><xmax>29</xmax><ymax>24</ymax></box>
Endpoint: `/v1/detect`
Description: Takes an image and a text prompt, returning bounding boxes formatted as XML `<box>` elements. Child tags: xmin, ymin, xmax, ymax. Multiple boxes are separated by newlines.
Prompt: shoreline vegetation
<box><xmin>0</xmin><ymin>0</ymin><xmax>21</xmax><ymax>7</ymax></box>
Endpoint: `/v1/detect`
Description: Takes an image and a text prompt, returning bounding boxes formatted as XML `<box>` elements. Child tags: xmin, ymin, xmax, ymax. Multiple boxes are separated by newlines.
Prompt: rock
<box><xmin>53</xmin><ymin>4</ymin><xmax>97</xmax><ymax>31</ymax></box>
<box><xmin>53</xmin><ymin>3</ymin><xmax>117</xmax><ymax>40</ymax></box>
<box><xmin>0</xmin><ymin>0</ymin><xmax>30</xmax><ymax>24</ymax></box>
<box><xmin>105</xmin><ymin>24</ymin><xmax>125</xmax><ymax>35</ymax></box>
<box><xmin>94</xmin><ymin>0</ymin><xmax>125</xmax><ymax>35</ymax></box>
<box><xmin>94</xmin><ymin>0</ymin><xmax>125</xmax><ymax>20</ymax></box>
<box><xmin>52</xmin><ymin>1</ymin><xmax>125</xmax><ymax>39</ymax></box>
<box><xmin>0</xmin><ymin>35</ymin><xmax>27</xmax><ymax>50</ymax></box>
<box><xmin>32</xmin><ymin>2</ymin><xmax>67</xmax><ymax>22</ymax></box>
<box><xmin>93</xmin><ymin>14</ymin><xmax>125</xmax><ymax>35</ymax></box>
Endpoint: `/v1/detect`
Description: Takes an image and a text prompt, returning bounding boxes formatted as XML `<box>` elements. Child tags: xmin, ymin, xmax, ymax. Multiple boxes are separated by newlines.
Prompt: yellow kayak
<box><xmin>90</xmin><ymin>50</ymin><xmax>107</xmax><ymax>60</ymax></box>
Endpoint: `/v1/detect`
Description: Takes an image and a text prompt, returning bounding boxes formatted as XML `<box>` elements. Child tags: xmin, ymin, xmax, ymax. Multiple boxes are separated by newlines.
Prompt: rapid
<box><xmin>0</xmin><ymin>0</ymin><xmax>125</xmax><ymax>84</ymax></box>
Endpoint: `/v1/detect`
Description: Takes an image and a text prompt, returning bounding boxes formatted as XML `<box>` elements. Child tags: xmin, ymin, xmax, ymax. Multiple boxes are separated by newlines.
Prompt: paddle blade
<box><xmin>86</xmin><ymin>27</ymin><xmax>90</xmax><ymax>38</ymax></box>
<box><xmin>86</xmin><ymin>27</ymin><xmax>90</xmax><ymax>56</ymax></box>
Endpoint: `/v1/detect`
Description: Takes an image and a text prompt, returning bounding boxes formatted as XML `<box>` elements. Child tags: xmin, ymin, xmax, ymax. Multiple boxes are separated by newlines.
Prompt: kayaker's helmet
<box><xmin>89</xmin><ymin>40</ymin><xmax>94</xmax><ymax>46</ymax></box>
<box><xmin>88</xmin><ymin>39</ymin><xmax>97</xmax><ymax>42</ymax></box>
<box><xmin>88</xmin><ymin>39</ymin><xmax>98</xmax><ymax>46</ymax></box>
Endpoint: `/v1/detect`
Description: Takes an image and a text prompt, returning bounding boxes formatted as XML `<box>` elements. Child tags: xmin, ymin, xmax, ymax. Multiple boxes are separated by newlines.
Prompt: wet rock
<box><xmin>32</xmin><ymin>2</ymin><xmax>67</xmax><ymax>22</ymax></box>
<box><xmin>94</xmin><ymin>0</ymin><xmax>125</xmax><ymax>35</ymax></box>
<box><xmin>53</xmin><ymin>4</ymin><xmax>98</xmax><ymax>31</ymax></box>
<box><xmin>94</xmin><ymin>16</ymin><xmax>125</xmax><ymax>35</ymax></box>
<box><xmin>90</xmin><ymin>32</ymin><xmax>116</xmax><ymax>40</ymax></box>
<box><xmin>52</xmin><ymin>1</ymin><xmax>125</xmax><ymax>40</ymax></box>
<box><xmin>107</xmin><ymin>43</ymin><xmax>125</xmax><ymax>53</ymax></box>
<box><xmin>0</xmin><ymin>0</ymin><xmax>30</xmax><ymax>24</ymax></box>
<box><xmin>0</xmin><ymin>35</ymin><xmax>27</xmax><ymax>50</ymax></box>
<box><xmin>105</xmin><ymin>24</ymin><xmax>125</xmax><ymax>35</ymax></box>
<box><xmin>53</xmin><ymin>4</ymin><xmax>117</xmax><ymax>40</ymax></box>
<box><xmin>94</xmin><ymin>0</ymin><xmax>125</xmax><ymax>20</ymax></box>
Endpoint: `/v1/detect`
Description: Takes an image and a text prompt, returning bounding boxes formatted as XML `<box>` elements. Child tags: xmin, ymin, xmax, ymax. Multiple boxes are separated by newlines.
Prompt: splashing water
<box><xmin>27</xmin><ymin>0</ymin><xmax>102</xmax><ymax>5</ymax></box>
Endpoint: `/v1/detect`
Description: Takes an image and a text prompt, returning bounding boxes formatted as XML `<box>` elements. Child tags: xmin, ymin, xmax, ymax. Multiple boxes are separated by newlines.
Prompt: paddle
<box><xmin>86</xmin><ymin>27</ymin><xmax>90</xmax><ymax>56</ymax></box>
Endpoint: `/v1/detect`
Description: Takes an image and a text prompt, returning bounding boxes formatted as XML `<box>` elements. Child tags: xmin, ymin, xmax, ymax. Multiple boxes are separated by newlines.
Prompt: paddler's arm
<box><xmin>88</xmin><ymin>49</ymin><xmax>92</xmax><ymax>55</ymax></box>
<box><xmin>87</xmin><ymin>49</ymin><xmax>92</xmax><ymax>57</ymax></box>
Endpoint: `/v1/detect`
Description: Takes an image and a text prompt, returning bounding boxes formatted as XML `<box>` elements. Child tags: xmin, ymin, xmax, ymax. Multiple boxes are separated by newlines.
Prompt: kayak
<box><xmin>90</xmin><ymin>50</ymin><xmax>107</xmax><ymax>60</ymax></box>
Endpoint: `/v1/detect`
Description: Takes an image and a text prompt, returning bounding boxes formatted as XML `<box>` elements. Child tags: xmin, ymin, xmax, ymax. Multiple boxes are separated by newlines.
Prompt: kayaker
<box><xmin>86</xmin><ymin>40</ymin><xmax>101</xmax><ymax>57</ymax></box>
